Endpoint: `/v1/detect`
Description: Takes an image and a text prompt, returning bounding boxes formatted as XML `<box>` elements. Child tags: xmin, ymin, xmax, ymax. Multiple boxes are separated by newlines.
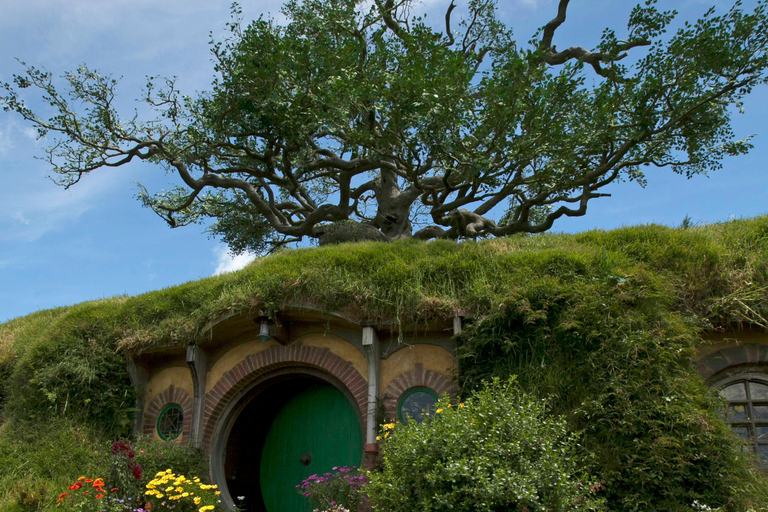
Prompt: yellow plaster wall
<box><xmin>696</xmin><ymin>331</ymin><xmax>768</xmax><ymax>360</ymax></box>
<box><xmin>381</xmin><ymin>344</ymin><xmax>456</xmax><ymax>391</ymax></box>
<box><xmin>206</xmin><ymin>339</ymin><xmax>279</xmax><ymax>393</ymax></box>
<box><xmin>144</xmin><ymin>367</ymin><xmax>194</xmax><ymax>413</ymax></box>
<box><xmin>296</xmin><ymin>333</ymin><xmax>368</xmax><ymax>380</ymax></box>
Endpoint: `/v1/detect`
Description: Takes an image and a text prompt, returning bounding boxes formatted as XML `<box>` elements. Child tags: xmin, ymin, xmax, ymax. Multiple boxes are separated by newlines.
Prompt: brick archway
<box><xmin>143</xmin><ymin>385</ymin><xmax>193</xmax><ymax>442</ymax></box>
<box><xmin>698</xmin><ymin>344</ymin><xmax>768</xmax><ymax>381</ymax></box>
<box><xmin>202</xmin><ymin>344</ymin><xmax>368</xmax><ymax>449</ymax></box>
<box><xmin>382</xmin><ymin>363</ymin><xmax>458</xmax><ymax>422</ymax></box>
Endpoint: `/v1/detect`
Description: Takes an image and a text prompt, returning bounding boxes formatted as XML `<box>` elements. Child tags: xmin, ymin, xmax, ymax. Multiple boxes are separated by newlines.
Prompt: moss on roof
<box><xmin>1</xmin><ymin>216</ymin><xmax>767</xmax><ymax>361</ymax></box>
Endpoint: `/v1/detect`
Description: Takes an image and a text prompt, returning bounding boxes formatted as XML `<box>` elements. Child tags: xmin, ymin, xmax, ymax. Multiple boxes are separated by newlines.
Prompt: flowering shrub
<box><xmin>56</xmin><ymin>476</ymin><xmax>127</xmax><ymax>511</ymax></box>
<box><xmin>296</xmin><ymin>466</ymin><xmax>367</xmax><ymax>512</ymax></box>
<box><xmin>56</xmin><ymin>467</ymin><xmax>222</xmax><ymax>512</ymax></box>
<box><xmin>144</xmin><ymin>469</ymin><xmax>222</xmax><ymax>512</ymax></box>
<box><xmin>128</xmin><ymin>436</ymin><xmax>210</xmax><ymax>490</ymax></box>
<box><xmin>365</xmin><ymin>377</ymin><xmax>605</xmax><ymax>512</ymax></box>
<box><xmin>109</xmin><ymin>440</ymin><xmax>144</xmax><ymax>502</ymax></box>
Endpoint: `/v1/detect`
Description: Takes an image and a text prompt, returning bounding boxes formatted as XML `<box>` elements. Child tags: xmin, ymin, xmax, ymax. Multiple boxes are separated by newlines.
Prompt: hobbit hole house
<box><xmin>129</xmin><ymin>307</ymin><xmax>460</xmax><ymax>512</ymax></box>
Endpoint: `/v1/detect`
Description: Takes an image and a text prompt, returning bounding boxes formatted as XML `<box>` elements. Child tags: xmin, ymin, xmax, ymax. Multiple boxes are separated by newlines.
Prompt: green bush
<box><xmin>366</xmin><ymin>378</ymin><xmax>604</xmax><ymax>512</ymax></box>
<box><xmin>457</xmin><ymin>275</ymin><xmax>768</xmax><ymax>511</ymax></box>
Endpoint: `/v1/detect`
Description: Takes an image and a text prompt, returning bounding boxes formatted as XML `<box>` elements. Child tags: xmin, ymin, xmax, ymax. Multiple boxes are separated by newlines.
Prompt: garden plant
<box><xmin>366</xmin><ymin>377</ymin><xmax>605</xmax><ymax>512</ymax></box>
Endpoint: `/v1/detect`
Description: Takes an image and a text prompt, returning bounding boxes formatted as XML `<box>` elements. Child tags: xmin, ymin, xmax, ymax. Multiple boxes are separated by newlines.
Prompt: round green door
<box><xmin>260</xmin><ymin>382</ymin><xmax>362</xmax><ymax>512</ymax></box>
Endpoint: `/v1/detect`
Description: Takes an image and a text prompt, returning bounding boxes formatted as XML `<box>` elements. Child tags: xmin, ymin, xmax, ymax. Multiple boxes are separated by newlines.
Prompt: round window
<box><xmin>718</xmin><ymin>376</ymin><xmax>768</xmax><ymax>467</ymax></box>
<box><xmin>157</xmin><ymin>403</ymin><xmax>184</xmax><ymax>441</ymax></box>
<box><xmin>398</xmin><ymin>388</ymin><xmax>438</xmax><ymax>424</ymax></box>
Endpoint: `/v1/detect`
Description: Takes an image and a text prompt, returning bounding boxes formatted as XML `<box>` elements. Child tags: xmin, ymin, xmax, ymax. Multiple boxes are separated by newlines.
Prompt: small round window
<box><xmin>718</xmin><ymin>376</ymin><xmax>768</xmax><ymax>468</ymax></box>
<box><xmin>398</xmin><ymin>388</ymin><xmax>438</xmax><ymax>424</ymax></box>
<box><xmin>157</xmin><ymin>404</ymin><xmax>184</xmax><ymax>441</ymax></box>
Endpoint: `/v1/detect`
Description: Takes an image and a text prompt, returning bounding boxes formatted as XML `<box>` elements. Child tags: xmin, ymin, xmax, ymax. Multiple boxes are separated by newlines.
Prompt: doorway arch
<box><xmin>206</xmin><ymin>345</ymin><xmax>368</xmax><ymax>511</ymax></box>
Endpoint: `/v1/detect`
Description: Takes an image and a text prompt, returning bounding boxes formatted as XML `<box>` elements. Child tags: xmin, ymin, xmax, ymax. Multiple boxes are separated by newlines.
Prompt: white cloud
<box><xmin>11</xmin><ymin>211</ymin><xmax>30</xmax><ymax>225</ymax></box>
<box><xmin>0</xmin><ymin>117</ymin><xmax>41</xmax><ymax>159</ymax></box>
<box><xmin>0</xmin><ymin>120</ymin><xmax>16</xmax><ymax>156</ymax></box>
<box><xmin>0</xmin><ymin>168</ymin><xmax>125</xmax><ymax>242</ymax></box>
<box><xmin>212</xmin><ymin>246</ymin><xmax>256</xmax><ymax>275</ymax></box>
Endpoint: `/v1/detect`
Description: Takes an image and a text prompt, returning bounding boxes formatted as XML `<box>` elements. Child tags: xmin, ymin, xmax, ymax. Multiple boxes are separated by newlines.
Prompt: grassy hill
<box><xmin>2</xmin><ymin>217</ymin><xmax>768</xmax><ymax>510</ymax></box>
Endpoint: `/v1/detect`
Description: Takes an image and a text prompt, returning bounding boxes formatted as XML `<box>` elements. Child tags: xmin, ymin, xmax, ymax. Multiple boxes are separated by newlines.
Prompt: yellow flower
<box><xmin>183</xmin><ymin>492</ymin><xmax>190</xmax><ymax>497</ymax></box>
<box><xmin>156</xmin><ymin>494</ymin><xmax>164</xmax><ymax>499</ymax></box>
<box><xmin>200</xmin><ymin>506</ymin><xmax>215</xmax><ymax>512</ymax></box>
<box><xmin>383</xmin><ymin>423</ymin><xmax>395</xmax><ymax>430</ymax></box>
<box><xmin>175</xmin><ymin>487</ymin><xmax>184</xmax><ymax>492</ymax></box>
<box><xmin>376</xmin><ymin>436</ymin><xmax>381</xmax><ymax>441</ymax></box>
<box><xmin>436</xmin><ymin>408</ymin><xmax>444</xmax><ymax>413</ymax></box>
<box><xmin>194</xmin><ymin>497</ymin><xmax>202</xmax><ymax>505</ymax></box>
<box><xmin>215</xmin><ymin>491</ymin><xmax>221</xmax><ymax>495</ymax></box>
<box><xmin>166</xmin><ymin>486</ymin><xmax>174</xmax><ymax>492</ymax></box>
<box><xmin>166</xmin><ymin>469</ymin><xmax>173</xmax><ymax>474</ymax></box>
<box><xmin>459</xmin><ymin>403</ymin><xmax>465</xmax><ymax>408</ymax></box>
<box><xmin>384</xmin><ymin>431</ymin><xmax>390</xmax><ymax>438</ymax></box>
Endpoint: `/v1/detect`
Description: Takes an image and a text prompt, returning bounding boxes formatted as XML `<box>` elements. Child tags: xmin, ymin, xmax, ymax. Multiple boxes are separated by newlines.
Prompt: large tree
<box><xmin>3</xmin><ymin>0</ymin><xmax>768</xmax><ymax>253</ymax></box>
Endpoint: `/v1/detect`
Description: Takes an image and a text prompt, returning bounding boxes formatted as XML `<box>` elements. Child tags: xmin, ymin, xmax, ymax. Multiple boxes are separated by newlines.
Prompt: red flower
<box><xmin>95</xmin><ymin>494</ymin><xmax>104</xmax><ymax>499</ymax></box>
<box><xmin>133</xmin><ymin>463</ymin><xmax>143</xmax><ymax>480</ymax></box>
<box><xmin>93</xmin><ymin>478</ymin><xmax>105</xmax><ymax>487</ymax></box>
<box><xmin>68</xmin><ymin>482</ymin><xmax>82</xmax><ymax>491</ymax></box>
<box><xmin>85</xmin><ymin>478</ymin><xmax>94</xmax><ymax>483</ymax></box>
<box><xmin>82</xmin><ymin>491</ymin><xmax>89</xmax><ymax>495</ymax></box>
<box><xmin>57</xmin><ymin>493</ymin><xmax>68</xmax><ymax>503</ymax></box>
<box><xmin>110</xmin><ymin>488</ymin><xmax>119</xmax><ymax>493</ymax></box>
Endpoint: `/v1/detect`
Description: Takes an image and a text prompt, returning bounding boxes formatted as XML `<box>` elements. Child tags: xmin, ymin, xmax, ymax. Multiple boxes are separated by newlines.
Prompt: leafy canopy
<box><xmin>3</xmin><ymin>0</ymin><xmax>768</xmax><ymax>253</ymax></box>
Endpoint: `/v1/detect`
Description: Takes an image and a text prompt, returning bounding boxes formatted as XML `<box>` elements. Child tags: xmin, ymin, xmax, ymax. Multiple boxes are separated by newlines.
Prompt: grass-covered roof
<box><xmin>1</xmin><ymin>216</ymin><xmax>767</xmax><ymax>363</ymax></box>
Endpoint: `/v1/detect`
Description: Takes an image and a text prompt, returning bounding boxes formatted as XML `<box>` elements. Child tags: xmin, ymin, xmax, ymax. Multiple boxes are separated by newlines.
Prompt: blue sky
<box><xmin>1</xmin><ymin>0</ymin><xmax>766</xmax><ymax>323</ymax></box>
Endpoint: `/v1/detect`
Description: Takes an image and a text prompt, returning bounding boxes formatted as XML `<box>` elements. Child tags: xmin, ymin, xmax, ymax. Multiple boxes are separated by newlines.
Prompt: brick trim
<box><xmin>201</xmin><ymin>344</ymin><xmax>368</xmax><ymax>449</ymax></box>
<box><xmin>697</xmin><ymin>344</ymin><xmax>768</xmax><ymax>380</ymax></box>
<box><xmin>381</xmin><ymin>363</ymin><xmax>457</xmax><ymax>422</ymax></box>
<box><xmin>142</xmin><ymin>385</ymin><xmax>193</xmax><ymax>442</ymax></box>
